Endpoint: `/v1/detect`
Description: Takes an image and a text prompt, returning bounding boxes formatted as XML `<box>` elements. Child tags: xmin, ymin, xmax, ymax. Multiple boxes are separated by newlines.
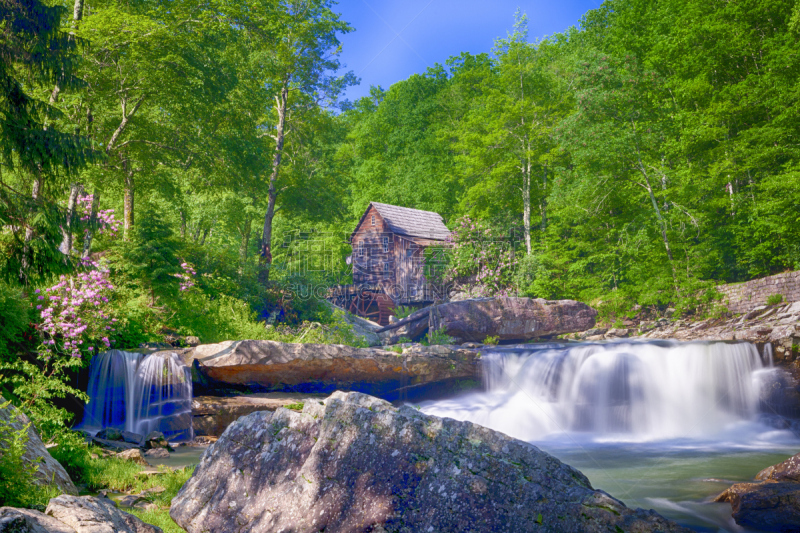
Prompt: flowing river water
<box><xmin>421</xmin><ymin>340</ymin><xmax>800</xmax><ymax>532</ymax></box>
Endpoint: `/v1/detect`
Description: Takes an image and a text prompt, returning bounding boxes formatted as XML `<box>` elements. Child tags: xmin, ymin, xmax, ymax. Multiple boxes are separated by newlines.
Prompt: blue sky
<box><xmin>334</xmin><ymin>0</ymin><xmax>602</xmax><ymax>102</ymax></box>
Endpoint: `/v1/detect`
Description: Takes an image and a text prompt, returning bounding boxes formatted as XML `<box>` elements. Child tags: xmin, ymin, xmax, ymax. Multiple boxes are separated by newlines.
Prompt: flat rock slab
<box><xmin>0</xmin><ymin>396</ymin><xmax>77</xmax><ymax>495</ymax></box>
<box><xmin>171</xmin><ymin>391</ymin><xmax>689</xmax><ymax>533</ymax></box>
<box><xmin>193</xmin><ymin>392</ymin><xmax>327</xmax><ymax>437</ymax></box>
<box><xmin>183</xmin><ymin>340</ymin><xmax>482</xmax><ymax>401</ymax></box>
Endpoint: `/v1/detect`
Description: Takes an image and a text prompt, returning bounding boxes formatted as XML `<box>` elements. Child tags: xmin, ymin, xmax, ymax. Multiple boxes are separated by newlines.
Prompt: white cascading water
<box><xmin>422</xmin><ymin>340</ymin><xmax>779</xmax><ymax>443</ymax></box>
<box><xmin>81</xmin><ymin>349</ymin><xmax>193</xmax><ymax>441</ymax></box>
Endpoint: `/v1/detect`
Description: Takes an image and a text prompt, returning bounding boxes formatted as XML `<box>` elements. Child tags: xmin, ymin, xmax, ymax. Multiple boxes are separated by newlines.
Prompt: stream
<box><xmin>421</xmin><ymin>340</ymin><xmax>800</xmax><ymax>532</ymax></box>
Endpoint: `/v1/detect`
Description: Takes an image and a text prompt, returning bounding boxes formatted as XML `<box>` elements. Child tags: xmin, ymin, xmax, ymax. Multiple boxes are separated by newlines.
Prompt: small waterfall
<box><xmin>423</xmin><ymin>340</ymin><xmax>783</xmax><ymax>442</ymax></box>
<box><xmin>81</xmin><ymin>350</ymin><xmax>193</xmax><ymax>441</ymax></box>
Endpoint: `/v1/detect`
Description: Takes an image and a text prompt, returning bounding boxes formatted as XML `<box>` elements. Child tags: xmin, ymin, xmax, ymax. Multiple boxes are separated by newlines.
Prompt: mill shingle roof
<box><xmin>358</xmin><ymin>202</ymin><xmax>451</xmax><ymax>241</ymax></box>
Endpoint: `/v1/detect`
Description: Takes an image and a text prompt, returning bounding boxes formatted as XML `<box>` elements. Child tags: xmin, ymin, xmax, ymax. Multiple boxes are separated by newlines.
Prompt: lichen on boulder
<box><xmin>171</xmin><ymin>391</ymin><xmax>689</xmax><ymax>533</ymax></box>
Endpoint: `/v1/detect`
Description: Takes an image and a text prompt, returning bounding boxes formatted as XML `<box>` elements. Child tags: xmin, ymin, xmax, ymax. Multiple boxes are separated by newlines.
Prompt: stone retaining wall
<box><xmin>717</xmin><ymin>270</ymin><xmax>800</xmax><ymax>314</ymax></box>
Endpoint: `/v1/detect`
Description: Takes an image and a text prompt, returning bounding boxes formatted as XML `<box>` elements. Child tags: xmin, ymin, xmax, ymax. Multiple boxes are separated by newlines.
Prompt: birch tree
<box><xmin>248</xmin><ymin>0</ymin><xmax>356</xmax><ymax>282</ymax></box>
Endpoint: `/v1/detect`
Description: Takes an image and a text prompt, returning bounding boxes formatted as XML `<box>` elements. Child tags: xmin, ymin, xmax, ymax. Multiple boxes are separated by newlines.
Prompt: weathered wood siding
<box><xmin>395</xmin><ymin>236</ymin><xmax>426</xmax><ymax>303</ymax></box>
<box><xmin>351</xmin><ymin>205</ymin><xmax>396</xmax><ymax>288</ymax></box>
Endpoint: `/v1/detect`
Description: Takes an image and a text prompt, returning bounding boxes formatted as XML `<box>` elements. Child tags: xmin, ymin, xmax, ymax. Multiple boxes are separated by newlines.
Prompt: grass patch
<box><xmin>767</xmin><ymin>294</ymin><xmax>784</xmax><ymax>306</ymax></box>
<box><xmin>128</xmin><ymin>507</ymin><xmax>185</xmax><ymax>533</ymax></box>
<box><xmin>49</xmin><ymin>431</ymin><xmax>195</xmax><ymax>531</ymax></box>
<box><xmin>284</xmin><ymin>402</ymin><xmax>304</xmax><ymax>411</ymax></box>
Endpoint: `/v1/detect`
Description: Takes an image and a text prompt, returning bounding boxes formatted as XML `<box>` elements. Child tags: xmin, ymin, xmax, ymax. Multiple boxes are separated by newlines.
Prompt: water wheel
<box><xmin>347</xmin><ymin>290</ymin><xmax>394</xmax><ymax>325</ymax></box>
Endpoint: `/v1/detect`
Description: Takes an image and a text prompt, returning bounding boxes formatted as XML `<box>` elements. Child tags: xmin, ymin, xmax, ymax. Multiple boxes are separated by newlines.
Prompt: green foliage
<box><xmin>50</xmin><ymin>431</ymin><xmax>193</xmax><ymax>500</ymax></box>
<box><xmin>116</xmin><ymin>212</ymin><xmax>182</xmax><ymax>304</ymax></box>
<box><xmin>50</xmin><ymin>431</ymin><xmax>191</xmax><ymax>532</ymax></box>
<box><xmin>0</xmin><ymin>0</ymin><xmax>95</xmax><ymax>176</ymax></box>
<box><xmin>284</xmin><ymin>403</ymin><xmax>304</xmax><ymax>411</ymax></box>
<box><xmin>0</xmin><ymin>401</ymin><xmax>59</xmax><ymax>508</ymax></box>
<box><xmin>392</xmin><ymin>306</ymin><xmax>415</xmax><ymax>319</ymax></box>
<box><xmin>0</xmin><ymin>357</ymin><xmax>85</xmax><ymax>440</ymax></box>
<box><xmin>425</xmin><ymin>327</ymin><xmax>456</xmax><ymax>346</ymax></box>
<box><xmin>273</xmin><ymin>310</ymin><xmax>369</xmax><ymax>348</ymax></box>
<box><xmin>0</xmin><ymin>282</ymin><xmax>30</xmax><ymax>363</ymax></box>
<box><xmin>672</xmin><ymin>281</ymin><xmax>726</xmax><ymax>319</ymax></box>
<box><xmin>483</xmin><ymin>335</ymin><xmax>500</xmax><ymax>346</ymax></box>
<box><xmin>396</xmin><ymin>336</ymin><xmax>412</xmax><ymax>344</ymax></box>
<box><xmin>767</xmin><ymin>294</ymin><xmax>785</xmax><ymax>306</ymax></box>
<box><xmin>127</xmin><ymin>508</ymin><xmax>185</xmax><ymax>533</ymax></box>
<box><xmin>172</xmin><ymin>292</ymin><xmax>272</xmax><ymax>343</ymax></box>
<box><xmin>513</xmin><ymin>253</ymin><xmax>561</xmax><ymax>299</ymax></box>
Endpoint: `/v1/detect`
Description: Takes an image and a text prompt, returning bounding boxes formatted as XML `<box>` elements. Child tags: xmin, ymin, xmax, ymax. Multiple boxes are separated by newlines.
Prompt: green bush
<box><xmin>483</xmin><ymin>335</ymin><xmax>499</xmax><ymax>346</ymax></box>
<box><xmin>277</xmin><ymin>310</ymin><xmax>368</xmax><ymax>347</ymax></box>
<box><xmin>391</xmin><ymin>306</ymin><xmax>415</xmax><ymax>319</ymax></box>
<box><xmin>424</xmin><ymin>327</ymin><xmax>455</xmax><ymax>346</ymax></box>
<box><xmin>767</xmin><ymin>294</ymin><xmax>784</xmax><ymax>306</ymax></box>
<box><xmin>0</xmin><ymin>281</ymin><xmax>30</xmax><ymax>363</ymax></box>
<box><xmin>513</xmin><ymin>253</ymin><xmax>560</xmax><ymax>299</ymax></box>
<box><xmin>0</xmin><ymin>401</ymin><xmax>59</xmax><ymax>508</ymax></box>
<box><xmin>172</xmin><ymin>292</ymin><xmax>272</xmax><ymax>343</ymax></box>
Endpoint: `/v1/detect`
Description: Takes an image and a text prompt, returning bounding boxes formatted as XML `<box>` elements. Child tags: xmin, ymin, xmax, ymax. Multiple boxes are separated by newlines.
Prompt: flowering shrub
<box><xmin>174</xmin><ymin>262</ymin><xmax>196</xmax><ymax>291</ymax></box>
<box><xmin>445</xmin><ymin>216</ymin><xmax>515</xmax><ymax>297</ymax></box>
<box><xmin>78</xmin><ymin>194</ymin><xmax>121</xmax><ymax>237</ymax></box>
<box><xmin>36</xmin><ymin>266</ymin><xmax>117</xmax><ymax>358</ymax></box>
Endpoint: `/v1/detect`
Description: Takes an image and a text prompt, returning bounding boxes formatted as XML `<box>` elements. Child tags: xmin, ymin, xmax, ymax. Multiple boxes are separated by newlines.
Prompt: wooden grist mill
<box><xmin>329</xmin><ymin>202</ymin><xmax>451</xmax><ymax>326</ymax></box>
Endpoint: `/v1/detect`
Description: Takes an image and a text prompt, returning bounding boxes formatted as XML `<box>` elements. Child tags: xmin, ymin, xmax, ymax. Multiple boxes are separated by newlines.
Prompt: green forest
<box><xmin>2</xmin><ymin>0</ymin><xmax>800</xmax><ymax>435</ymax></box>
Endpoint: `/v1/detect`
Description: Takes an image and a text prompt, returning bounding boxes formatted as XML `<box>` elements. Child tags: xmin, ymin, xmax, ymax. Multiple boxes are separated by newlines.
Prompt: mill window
<box><xmin>371</xmin><ymin>215</ymin><xmax>375</xmax><ymax>226</ymax></box>
<box><xmin>383</xmin><ymin>237</ymin><xmax>389</xmax><ymax>253</ymax></box>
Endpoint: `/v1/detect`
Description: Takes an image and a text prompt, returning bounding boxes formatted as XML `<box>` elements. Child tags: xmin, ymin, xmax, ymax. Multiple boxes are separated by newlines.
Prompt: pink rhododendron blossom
<box><xmin>36</xmin><ymin>265</ymin><xmax>117</xmax><ymax>358</ymax></box>
<box><xmin>174</xmin><ymin>261</ymin><xmax>197</xmax><ymax>291</ymax></box>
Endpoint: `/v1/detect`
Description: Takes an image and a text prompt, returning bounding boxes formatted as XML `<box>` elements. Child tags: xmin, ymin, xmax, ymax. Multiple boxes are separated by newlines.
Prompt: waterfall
<box><xmin>422</xmin><ymin>340</ymin><xmax>781</xmax><ymax>443</ymax></box>
<box><xmin>81</xmin><ymin>349</ymin><xmax>194</xmax><ymax>441</ymax></box>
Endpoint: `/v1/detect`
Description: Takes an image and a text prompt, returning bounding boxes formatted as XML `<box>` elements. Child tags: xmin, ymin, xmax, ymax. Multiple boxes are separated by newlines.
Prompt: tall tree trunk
<box><xmin>82</xmin><ymin>189</ymin><xmax>100</xmax><ymax>258</ymax></box>
<box><xmin>635</xmin><ymin>153</ymin><xmax>679</xmax><ymax>293</ymax></box>
<box><xmin>540</xmin><ymin>165</ymin><xmax>547</xmax><ymax>232</ymax></box>
<box><xmin>60</xmin><ymin>183</ymin><xmax>82</xmax><ymax>258</ymax></box>
<box><xmin>20</xmin><ymin>177</ymin><xmax>42</xmax><ymax>282</ymax></box>
<box><xmin>633</xmin><ymin>125</ymin><xmax>675</xmax><ymax>265</ymax></box>
<box><xmin>522</xmin><ymin>138</ymin><xmax>532</xmax><ymax>255</ymax></box>
<box><xmin>239</xmin><ymin>214</ymin><xmax>252</xmax><ymax>276</ymax></box>
<box><xmin>123</xmin><ymin>170</ymin><xmax>134</xmax><ymax>240</ymax></box>
<box><xmin>73</xmin><ymin>0</ymin><xmax>84</xmax><ymax>22</ymax></box>
<box><xmin>200</xmin><ymin>217</ymin><xmax>215</xmax><ymax>246</ymax></box>
<box><xmin>49</xmin><ymin>0</ymin><xmax>84</xmax><ymax>103</ymax></box>
<box><xmin>259</xmin><ymin>81</ymin><xmax>289</xmax><ymax>284</ymax></box>
<box><xmin>179</xmin><ymin>210</ymin><xmax>187</xmax><ymax>240</ymax></box>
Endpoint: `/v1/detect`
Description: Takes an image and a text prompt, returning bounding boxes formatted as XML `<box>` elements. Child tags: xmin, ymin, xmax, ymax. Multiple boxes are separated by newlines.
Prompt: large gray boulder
<box><xmin>183</xmin><ymin>341</ymin><xmax>481</xmax><ymax>401</ymax></box>
<box><xmin>0</xmin><ymin>397</ymin><xmax>77</xmax><ymax>495</ymax></box>
<box><xmin>378</xmin><ymin>297</ymin><xmax>598</xmax><ymax>344</ymax></box>
<box><xmin>0</xmin><ymin>495</ymin><xmax>162</xmax><ymax>533</ymax></box>
<box><xmin>430</xmin><ymin>297</ymin><xmax>598</xmax><ymax>342</ymax></box>
<box><xmin>171</xmin><ymin>391</ymin><xmax>689</xmax><ymax>533</ymax></box>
